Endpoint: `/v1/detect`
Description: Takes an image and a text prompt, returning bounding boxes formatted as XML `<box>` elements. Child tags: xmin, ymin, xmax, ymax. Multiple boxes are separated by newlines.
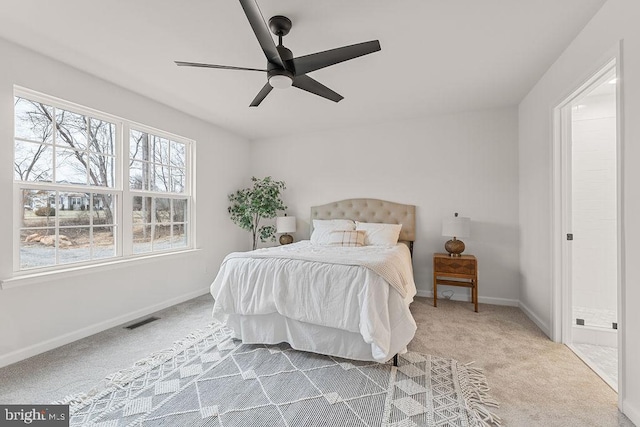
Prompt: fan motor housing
<box><xmin>268</xmin><ymin>45</ymin><xmax>294</xmax><ymax>77</ymax></box>
<box><xmin>275</xmin><ymin>45</ymin><xmax>293</xmax><ymax>62</ymax></box>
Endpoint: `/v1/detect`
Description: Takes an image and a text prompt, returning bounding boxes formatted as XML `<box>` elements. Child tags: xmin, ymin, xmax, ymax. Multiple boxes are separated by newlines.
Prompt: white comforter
<box><xmin>210</xmin><ymin>241</ymin><xmax>417</xmax><ymax>361</ymax></box>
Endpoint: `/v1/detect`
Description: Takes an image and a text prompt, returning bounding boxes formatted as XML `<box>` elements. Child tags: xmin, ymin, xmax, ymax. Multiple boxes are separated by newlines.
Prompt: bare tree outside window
<box><xmin>130</xmin><ymin>129</ymin><xmax>188</xmax><ymax>254</ymax></box>
<box><xmin>13</xmin><ymin>92</ymin><xmax>192</xmax><ymax>271</ymax></box>
<box><xmin>15</xmin><ymin>96</ymin><xmax>117</xmax><ymax>269</ymax></box>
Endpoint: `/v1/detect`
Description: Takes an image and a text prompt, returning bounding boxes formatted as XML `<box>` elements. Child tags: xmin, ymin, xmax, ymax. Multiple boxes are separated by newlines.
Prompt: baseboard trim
<box><xmin>415</xmin><ymin>289</ymin><xmax>519</xmax><ymax>307</ymax></box>
<box><xmin>622</xmin><ymin>398</ymin><xmax>640</xmax><ymax>426</ymax></box>
<box><xmin>0</xmin><ymin>287</ymin><xmax>210</xmax><ymax>369</ymax></box>
<box><xmin>416</xmin><ymin>289</ymin><xmax>550</xmax><ymax>335</ymax></box>
<box><xmin>518</xmin><ymin>300</ymin><xmax>551</xmax><ymax>337</ymax></box>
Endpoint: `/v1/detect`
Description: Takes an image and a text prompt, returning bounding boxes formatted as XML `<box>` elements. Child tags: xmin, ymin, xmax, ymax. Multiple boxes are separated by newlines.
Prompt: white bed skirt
<box><xmin>225</xmin><ymin>312</ymin><xmax>415</xmax><ymax>363</ymax></box>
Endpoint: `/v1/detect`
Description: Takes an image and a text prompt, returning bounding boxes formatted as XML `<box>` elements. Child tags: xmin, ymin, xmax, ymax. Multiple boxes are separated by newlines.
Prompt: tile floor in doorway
<box><xmin>571</xmin><ymin>306</ymin><xmax>618</xmax><ymax>391</ymax></box>
<box><xmin>572</xmin><ymin>342</ymin><xmax>617</xmax><ymax>391</ymax></box>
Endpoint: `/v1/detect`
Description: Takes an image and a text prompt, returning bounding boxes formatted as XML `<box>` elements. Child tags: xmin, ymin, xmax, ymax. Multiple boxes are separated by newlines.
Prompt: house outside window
<box><xmin>13</xmin><ymin>88</ymin><xmax>194</xmax><ymax>272</ymax></box>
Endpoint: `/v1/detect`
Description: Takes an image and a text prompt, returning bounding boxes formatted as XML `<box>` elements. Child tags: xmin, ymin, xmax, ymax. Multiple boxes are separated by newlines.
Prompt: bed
<box><xmin>209</xmin><ymin>198</ymin><xmax>417</xmax><ymax>363</ymax></box>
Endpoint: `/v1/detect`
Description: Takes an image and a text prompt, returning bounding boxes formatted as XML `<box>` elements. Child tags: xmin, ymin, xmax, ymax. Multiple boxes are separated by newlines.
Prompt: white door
<box><xmin>560</xmin><ymin>62</ymin><xmax>619</xmax><ymax>391</ymax></box>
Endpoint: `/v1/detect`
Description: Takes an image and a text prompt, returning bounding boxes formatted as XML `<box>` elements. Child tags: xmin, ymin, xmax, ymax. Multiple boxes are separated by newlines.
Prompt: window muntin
<box><xmin>13</xmin><ymin>90</ymin><xmax>193</xmax><ymax>273</ymax></box>
<box><xmin>14</xmin><ymin>98</ymin><xmax>116</xmax><ymax>187</ymax></box>
<box><xmin>130</xmin><ymin>130</ymin><xmax>186</xmax><ymax>193</ymax></box>
<box><xmin>19</xmin><ymin>189</ymin><xmax>118</xmax><ymax>270</ymax></box>
<box><xmin>132</xmin><ymin>196</ymin><xmax>188</xmax><ymax>254</ymax></box>
<box><xmin>129</xmin><ymin>128</ymin><xmax>189</xmax><ymax>256</ymax></box>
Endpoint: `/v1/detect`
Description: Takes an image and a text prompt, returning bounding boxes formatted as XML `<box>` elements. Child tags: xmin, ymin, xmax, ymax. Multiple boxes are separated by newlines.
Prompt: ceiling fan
<box><xmin>175</xmin><ymin>0</ymin><xmax>381</xmax><ymax>107</ymax></box>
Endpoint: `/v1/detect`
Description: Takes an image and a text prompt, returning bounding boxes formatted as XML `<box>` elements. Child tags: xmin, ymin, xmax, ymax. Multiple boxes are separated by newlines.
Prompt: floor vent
<box><xmin>125</xmin><ymin>316</ymin><xmax>160</xmax><ymax>330</ymax></box>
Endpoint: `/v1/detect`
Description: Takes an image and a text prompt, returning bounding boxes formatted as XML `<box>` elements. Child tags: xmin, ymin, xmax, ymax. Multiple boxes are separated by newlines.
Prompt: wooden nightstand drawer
<box><xmin>434</xmin><ymin>257</ymin><xmax>476</xmax><ymax>275</ymax></box>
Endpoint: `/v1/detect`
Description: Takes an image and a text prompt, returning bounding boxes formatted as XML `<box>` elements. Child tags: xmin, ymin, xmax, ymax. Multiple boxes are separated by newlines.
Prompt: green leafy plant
<box><xmin>228</xmin><ymin>176</ymin><xmax>287</xmax><ymax>250</ymax></box>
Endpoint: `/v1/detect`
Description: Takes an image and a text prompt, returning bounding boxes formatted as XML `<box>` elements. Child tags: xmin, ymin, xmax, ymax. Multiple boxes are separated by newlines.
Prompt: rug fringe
<box><xmin>52</xmin><ymin>322</ymin><xmax>229</xmax><ymax>410</ymax></box>
<box><xmin>460</xmin><ymin>362</ymin><xmax>502</xmax><ymax>427</ymax></box>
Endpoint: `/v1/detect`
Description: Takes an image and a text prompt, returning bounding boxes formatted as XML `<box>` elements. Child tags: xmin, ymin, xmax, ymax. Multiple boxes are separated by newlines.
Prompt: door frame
<box><xmin>551</xmin><ymin>41</ymin><xmax>624</xmax><ymax>407</ymax></box>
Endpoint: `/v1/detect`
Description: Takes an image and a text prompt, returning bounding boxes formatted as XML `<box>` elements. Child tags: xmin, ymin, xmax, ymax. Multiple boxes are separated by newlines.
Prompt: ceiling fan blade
<box><xmin>292</xmin><ymin>75</ymin><xmax>344</xmax><ymax>103</ymax></box>
<box><xmin>250</xmin><ymin>82</ymin><xmax>273</xmax><ymax>107</ymax></box>
<box><xmin>175</xmin><ymin>61</ymin><xmax>267</xmax><ymax>72</ymax></box>
<box><xmin>238</xmin><ymin>0</ymin><xmax>284</xmax><ymax>68</ymax></box>
<box><xmin>292</xmin><ymin>40</ymin><xmax>381</xmax><ymax>75</ymax></box>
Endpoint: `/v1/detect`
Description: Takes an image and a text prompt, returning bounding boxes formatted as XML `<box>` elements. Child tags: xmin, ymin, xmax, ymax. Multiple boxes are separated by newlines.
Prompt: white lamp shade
<box><xmin>442</xmin><ymin>216</ymin><xmax>470</xmax><ymax>238</ymax></box>
<box><xmin>276</xmin><ymin>216</ymin><xmax>296</xmax><ymax>234</ymax></box>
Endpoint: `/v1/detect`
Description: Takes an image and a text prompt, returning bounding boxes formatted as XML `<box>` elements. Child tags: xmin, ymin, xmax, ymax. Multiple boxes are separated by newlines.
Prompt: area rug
<box><xmin>57</xmin><ymin>323</ymin><xmax>500</xmax><ymax>426</ymax></box>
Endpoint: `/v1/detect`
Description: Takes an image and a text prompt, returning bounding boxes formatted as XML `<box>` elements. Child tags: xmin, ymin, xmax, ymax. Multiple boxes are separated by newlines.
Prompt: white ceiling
<box><xmin>0</xmin><ymin>0</ymin><xmax>607</xmax><ymax>140</ymax></box>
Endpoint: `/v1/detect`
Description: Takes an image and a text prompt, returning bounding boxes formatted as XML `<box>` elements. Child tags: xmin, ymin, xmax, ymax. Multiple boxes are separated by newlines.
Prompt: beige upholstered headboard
<box><xmin>310</xmin><ymin>199</ymin><xmax>416</xmax><ymax>244</ymax></box>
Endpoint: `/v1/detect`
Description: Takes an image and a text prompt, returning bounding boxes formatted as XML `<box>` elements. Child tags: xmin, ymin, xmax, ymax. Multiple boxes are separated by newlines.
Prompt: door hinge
<box><xmin>567</xmin><ymin>233</ymin><xmax>573</xmax><ymax>241</ymax></box>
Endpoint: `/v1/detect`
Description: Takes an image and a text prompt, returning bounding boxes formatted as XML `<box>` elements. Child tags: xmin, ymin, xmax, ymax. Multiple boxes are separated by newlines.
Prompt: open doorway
<box><xmin>556</xmin><ymin>60</ymin><xmax>619</xmax><ymax>391</ymax></box>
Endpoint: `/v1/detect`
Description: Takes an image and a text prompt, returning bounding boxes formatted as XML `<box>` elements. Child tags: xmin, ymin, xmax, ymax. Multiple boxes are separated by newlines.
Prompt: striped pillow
<box><xmin>326</xmin><ymin>230</ymin><xmax>366</xmax><ymax>247</ymax></box>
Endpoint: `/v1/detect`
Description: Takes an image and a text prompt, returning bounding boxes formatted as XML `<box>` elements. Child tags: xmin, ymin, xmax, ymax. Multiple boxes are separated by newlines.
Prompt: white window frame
<box><xmin>124</xmin><ymin>122</ymin><xmax>194</xmax><ymax>256</ymax></box>
<box><xmin>11</xmin><ymin>86</ymin><xmax>195</xmax><ymax>276</ymax></box>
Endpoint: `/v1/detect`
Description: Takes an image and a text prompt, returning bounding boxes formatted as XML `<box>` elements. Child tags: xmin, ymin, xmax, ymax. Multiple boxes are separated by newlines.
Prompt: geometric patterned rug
<box><xmin>56</xmin><ymin>322</ymin><xmax>501</xmax><ymax>426</ymax></box>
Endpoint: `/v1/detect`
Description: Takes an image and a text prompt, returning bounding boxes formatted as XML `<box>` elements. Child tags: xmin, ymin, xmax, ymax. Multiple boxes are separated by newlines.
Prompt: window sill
<box><xmin>0</xmin><ymin>248</ymin><xmax>202</xmax><ymax>290</ymax></box>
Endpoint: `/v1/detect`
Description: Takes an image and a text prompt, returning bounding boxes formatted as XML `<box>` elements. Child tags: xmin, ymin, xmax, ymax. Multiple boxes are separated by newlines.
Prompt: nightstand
<box><xmin>433</xmin><ymin>253</ymin><xmax>478</xmax><ymax>312</ymax></box>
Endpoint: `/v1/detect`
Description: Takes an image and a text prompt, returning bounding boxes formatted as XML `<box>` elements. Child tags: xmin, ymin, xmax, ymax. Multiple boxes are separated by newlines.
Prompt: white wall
<box><xmin>0</xmin><ymin>37</ymin><xmax>251</xmax><ymax>367</ymax></box>
<box><xmin>250</xmin><ymin>108</ymin><xmax>520</xmax><ymax>305</ymax></box>
<box><xmin>518</xmin><ymin>0</ymin><xmax>640</xmax><ymax>421</ymax></box>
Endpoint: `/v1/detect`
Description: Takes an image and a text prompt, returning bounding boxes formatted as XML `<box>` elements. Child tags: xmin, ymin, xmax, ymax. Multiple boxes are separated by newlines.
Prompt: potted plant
<box><xmin>228</xmin><ymin>176</ymin><xmax>287</xmax><ymax>250</ymax></box>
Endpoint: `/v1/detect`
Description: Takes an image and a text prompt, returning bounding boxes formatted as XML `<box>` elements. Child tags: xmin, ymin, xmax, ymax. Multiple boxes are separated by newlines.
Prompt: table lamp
<box><xmin>442</xmin><ymin>212</ymin><xmax>470</xmax><ymax>257</ymax></box>
<box><xmin>276</xmin><ymin>215</ymin><xmax>296</xmax><ymax>245</ymax></box>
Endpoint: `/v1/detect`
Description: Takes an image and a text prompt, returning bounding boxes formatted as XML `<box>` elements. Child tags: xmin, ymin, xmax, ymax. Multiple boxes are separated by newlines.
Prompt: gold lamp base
<box><xmin>445</xmin><ymin>238</ymin><xmax>465</xmax><ymax>257</ymax></box>
<box><xmin>279</xmin><ymin>234</ymin><xmax>293</xmax><ymax>245</ymax></box>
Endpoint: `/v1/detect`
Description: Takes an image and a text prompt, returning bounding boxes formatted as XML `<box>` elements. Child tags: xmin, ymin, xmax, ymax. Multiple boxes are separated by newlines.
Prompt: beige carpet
<box><xmin>0</xmin><ymin>294</ymin><xmax>634</xmax><ymax>426</ymax></box>
<box><xmin>409</xmin><ymin>297</ymin><xmax>632</xmax><ymax>426</ymax></box>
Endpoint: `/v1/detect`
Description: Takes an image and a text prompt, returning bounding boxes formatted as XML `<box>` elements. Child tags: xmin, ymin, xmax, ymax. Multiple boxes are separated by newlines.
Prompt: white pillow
<box><xmin>310</xmin><ymin>219</ymin><xmax>356</xmax><ymax>245</ymax></box>
<box><xmin>355</xmin><ymin>221</ymin><xmax>402</xmax><ymax>246</ymax></box>
<box><xmin>326</xmin><ymin>230</ymin><xmax>366</xmax><ymax>247</ymax></box>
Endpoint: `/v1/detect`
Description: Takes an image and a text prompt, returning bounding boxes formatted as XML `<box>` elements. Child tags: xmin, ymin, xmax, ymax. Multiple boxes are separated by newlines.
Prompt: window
<box><xmin>13</xmin><ymin>89</ymin><xmax>194</xmax><ymax>272</ymax></box>
<box><xmin>129</xmin><ymin>129</ymin><xmax>189</xmax><ymax>254</ymax></box>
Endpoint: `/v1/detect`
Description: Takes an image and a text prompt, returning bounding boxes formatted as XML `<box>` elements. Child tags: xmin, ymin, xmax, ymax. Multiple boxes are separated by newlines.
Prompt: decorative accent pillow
<box><xmin>326</xmin><ymin>230</ymin><xmax>366</xmax><ymax>247</ymax></box>
<box><xmin>310</xmin><ymin>219</ymin><xmax>356</xmax><ymax>245</ymax></box>
<box><xmin>355</xmin><ymin>221</ymin><xmax>402</xmax><ymax>246</ymax></box>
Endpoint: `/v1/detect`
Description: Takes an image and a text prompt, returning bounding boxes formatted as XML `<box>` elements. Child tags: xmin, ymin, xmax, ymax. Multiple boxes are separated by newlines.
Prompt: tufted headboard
<box><xmin>310</xmin><ymin>199</ymin><xmax>416</xmax><ymax>246</ymax></box>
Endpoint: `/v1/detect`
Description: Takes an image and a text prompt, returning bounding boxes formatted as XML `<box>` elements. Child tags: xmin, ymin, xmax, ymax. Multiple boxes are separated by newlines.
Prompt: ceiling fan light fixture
<box><xmin>175</xmin><ymin>3</ymin><xmax>381</xmax><ymax>107</ymax></box>
<box><xmin>269</xmin><ymin>74</ymin><xmax>293</xmax><ymax>89</ymax></box>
